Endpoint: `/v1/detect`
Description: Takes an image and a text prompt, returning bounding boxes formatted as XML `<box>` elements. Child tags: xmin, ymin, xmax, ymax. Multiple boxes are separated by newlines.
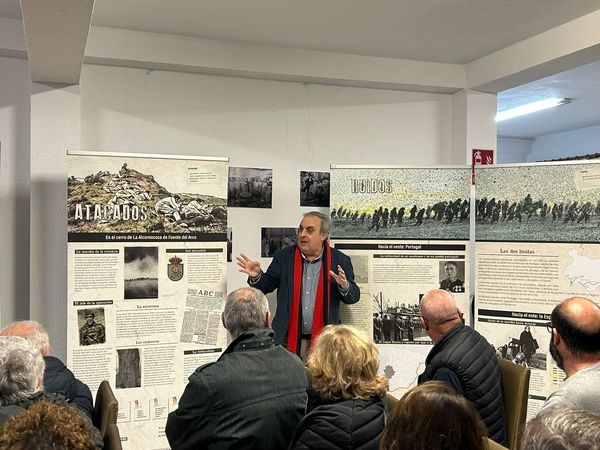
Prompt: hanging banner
<box><xmin>330</xmin><ymin>165</ymin><xmax>471</xmax><ymax>398</ymax></box>
<box><xmin>474</xmin><ymin>160</ymin><xmax>600</xmax><ymax>419</ymax></box>
<box><xmin>67</xmin><ymin>151</ymin><xmax>228</xmax><ymax>449</ymax></box>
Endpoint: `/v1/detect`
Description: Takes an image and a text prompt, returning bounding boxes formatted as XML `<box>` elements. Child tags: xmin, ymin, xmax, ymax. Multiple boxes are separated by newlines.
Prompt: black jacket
<box><xmin>43</xmin><ymin>355</ymin><xmax>94</xmax><ymax>418</ymax></box>
<box><xmin>289</xmin><ymin>397</ymin><xmax>386</xmax><ymax>450</ymax></box>
<box><xmin>418</xmin><ymin>324</ymin><xmax>507</xmax><ymax>445</ymax></box>
<box><xmin>166</xmin><ymin>328</ymin><xmax>308</xmax><ymax>450</ymax></box>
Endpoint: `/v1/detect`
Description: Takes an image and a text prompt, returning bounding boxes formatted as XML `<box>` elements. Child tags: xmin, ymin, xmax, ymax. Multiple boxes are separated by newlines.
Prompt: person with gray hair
<box><xmin>0</xmin><ymin>335</ymin><xmax>46</xmax><ymax>425</ymax></box>
<box><xmin>520</xmin><ymin>407</ymin><xmax>600</xmax><ymax>450</ymax></box>
<box><xmin>166</xmin><ymin>286</ymin><xmax>307</xmax><ymax>450</ymax></box>
<box><xmin>237</xmin><ymin>210</ymin><xmax>360</xmax><ymax>360</ymax></box>
<box><xmin>418</xmin><ymin>289</ymin><xmax>507</xmax><ymax>446</ymax></box>
<box><xmin>0</xmin><ymin>320</ymin><xmax>93</xmax><ymax>417</ymax></box>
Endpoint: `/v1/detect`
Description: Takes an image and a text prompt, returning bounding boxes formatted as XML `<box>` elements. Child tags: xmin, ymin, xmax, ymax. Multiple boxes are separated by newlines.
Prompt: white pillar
<box><xmin>30</xmin><ymin>82</ymin><xmax>80</xmax><ymax>360</ymax></box>
<box><xmin>451</xmin><ymin>90</ymin><xmax>497</xmax><ymax>164</ymax></box>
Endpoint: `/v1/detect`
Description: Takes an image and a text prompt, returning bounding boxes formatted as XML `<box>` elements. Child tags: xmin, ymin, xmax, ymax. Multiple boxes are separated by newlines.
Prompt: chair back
<box><xmin>93</xmin><ymin>380</ymin><xmax>119</xmax><ymax>438</ymax></box>
<box><xmin>104</xmin><ymin>423</ymin><xmax>123</xmax><ymax>450</ymax></box>
<box><xmin>487</xmin><ymin>437</ymin><xmax>510</xmax><ymax>450</ymax></box>
<box><xmin>498</xmin><ymin>358</ymin><xmax>530</xmax><ymax>449</ymax></box>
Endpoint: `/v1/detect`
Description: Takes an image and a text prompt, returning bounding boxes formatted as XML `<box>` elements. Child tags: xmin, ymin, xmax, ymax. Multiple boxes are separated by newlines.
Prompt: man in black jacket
<box><xmin>418</xmin><ymin>289</ymin><xmax>507</xmax><ymax>445</ymax></box>
<box><xmin>0</xmin><ymin>320</ymin><xmax>94</xmax><ymax>418</ymax></box>
<box><xmin>166</xmin><ymin>287</ymin><xmax>308</xmax><ymax>450</ymax></box>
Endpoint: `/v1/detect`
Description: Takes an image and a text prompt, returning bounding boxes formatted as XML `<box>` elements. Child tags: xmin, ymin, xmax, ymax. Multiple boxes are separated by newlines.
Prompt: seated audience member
<box><xmin>288</xmin><ymin>324</ymin><xmax>388</xmax><ymax>450</ymax></box>
<box><xmin>0</xmin><ymin>336</ymin><xmax>103</xmax><ymax>448</ymax></box>
<box><xmin>166</xmin><ymin>287</ymin><xmax>307</xmax><ymax>450</ymax></box>
<box><xmin>380</xmin><ymin>381</ymin><xmax>488</xmax><ymax>450</ymax></box>
<box><xmin>520</xmin><ymin>407</ymin><xmax>600</xmax><ymax>450</ymax></box>
<box><xmin>0</xmin><ymin>399</ymin><xmax>99</xmax><ymax>450</ymax></box>
<box><xmin>418</xmin><ymin>289</ymin><xmax>507</xmax><ymax>445</ymax></box>
<box><xmin>540</xmin><ymin>296</ymin><xmax>600</xmax><ymax>414</ymax></box>
<box><xmin>0</xmin><ymin>320</ymin><xmax>93</xmax><ymax>417</ymax></box>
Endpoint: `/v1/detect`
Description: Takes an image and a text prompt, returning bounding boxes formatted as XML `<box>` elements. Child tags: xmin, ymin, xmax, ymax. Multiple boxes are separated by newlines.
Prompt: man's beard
<box><xmin>549</xmin><ymin>339</ymin><xmax>564</xmax><ymax>371</ymax></box>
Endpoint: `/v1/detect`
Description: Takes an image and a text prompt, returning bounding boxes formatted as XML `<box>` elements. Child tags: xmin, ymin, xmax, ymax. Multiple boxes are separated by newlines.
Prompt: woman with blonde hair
<box><xmin>289</xmin><ymin>324</ymin><xmax>389</xmax><ymax>450</ymax></box>
<box><xmin>379</xmin><ymin>381</ymin><xmax>488</xmax><ymax>450</ymax></box>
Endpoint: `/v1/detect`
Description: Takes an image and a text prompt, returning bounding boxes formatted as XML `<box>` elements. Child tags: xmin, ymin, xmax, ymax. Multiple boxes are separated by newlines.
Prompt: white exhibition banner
<box><xmin>330</xmin><ymin>165</ymin><xmax>471</xmax><ymax>398</ymax></box>
<box><xmin>474</xmin><ymin>160</ymin><xmax>600</xmax><ymax>419</ymax></box>
<box><xmin>67</xmin><ymin>151</ymin><xmax>228</xmax><ymax>449</ymax></box>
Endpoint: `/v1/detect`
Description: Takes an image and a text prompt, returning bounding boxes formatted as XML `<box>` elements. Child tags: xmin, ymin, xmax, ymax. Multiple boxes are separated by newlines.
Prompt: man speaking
<box><xmin>237</xmin><ymin>211</ymin><xmax>360</xmax><ymax>359</ymax></box>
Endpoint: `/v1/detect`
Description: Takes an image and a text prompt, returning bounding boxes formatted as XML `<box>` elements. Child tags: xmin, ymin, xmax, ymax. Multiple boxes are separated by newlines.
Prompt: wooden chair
<box><xmin>93</xmin><ymin>380</ymin><xmax>119</xmax><ymax>439</ymax></box>
<box><xmin>104</xmin><ymin>423</ymin><xmax>123</xmax><ymax>450</ymax></box>
<box><xmin>498</xmin><ymin>358</ymin><xmax>531</xmax><ymax>449</ymax></box>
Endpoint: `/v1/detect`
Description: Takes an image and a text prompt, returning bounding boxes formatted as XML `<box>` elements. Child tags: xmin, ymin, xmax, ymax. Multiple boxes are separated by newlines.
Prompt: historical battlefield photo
<box><xmin>330</xmin><ymin>167</ymin><xmax>471</xmax><ymax>240</ymax></box>
<box><xmin>261</xmin><ymin>227</ymin><xmax>297</xmax><ymax>258</ymax></box>
<box><xmin>476</xmin><ymin>162</ymin><xmax>600</xmax><ymax>243</ymax></box>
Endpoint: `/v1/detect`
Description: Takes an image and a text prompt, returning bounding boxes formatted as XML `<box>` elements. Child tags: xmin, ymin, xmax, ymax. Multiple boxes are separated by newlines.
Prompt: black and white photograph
<box><xmin>78</xmin><ymin>308</ymin><xmax>106</xmax><ymax>346</ymax></box>
<box><xmin>228</xmin><ymin>166</ymin><xmax>273</xmax><ymax>208</ymax></box>
<box><xmin>300</xmin><ymin>170</ymin><xmax>330</xmax><ymax>207</ymax></box>
<box><xmin>476</xmin><ymin>162</ymin><xmax>600</xmax><ymax>243</ymax></box>
<box><xmin>494</xmin><ymin>324</ymin><xmax>545</xmax><ymax>370</ymax></box>
<box><xmin>260</xmin><ymin>227</ymin><xmax>297</xmax><ymax>258</ymax></box>
<box><xmin>330</xmin><ymin>167</ymin><xmax>471</xmax><ymax>240</ymax></box>
<box><xmin>124</xmin><ymin>246</ymin><xmax>159</xmax><ymax>299</ymax></box>
<box><xmin>227</xmin><ymin>227</ymin><xmax>233</xmax><ymax>262</ymax></box>
<box><xmin>438</xmin><ymin>260</ymin><xmax>465</xmax><ymax>293</ymax></box>
<box><xmin>372</xmin><ymin>292</ymin><xmax>424</xmax><ymax>344</ymax></box>
<box><xmin>116</xmin><ymin>348</ymin><xmax>142</xmax><ymax>389</ymax></box>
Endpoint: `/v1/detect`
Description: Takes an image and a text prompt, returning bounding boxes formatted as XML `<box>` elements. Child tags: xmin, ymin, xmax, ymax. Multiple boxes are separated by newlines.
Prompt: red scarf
<box><xmin>287</xmin><ymin>244</ymin><xmax>331</xmax><ymax>355</ymax></box>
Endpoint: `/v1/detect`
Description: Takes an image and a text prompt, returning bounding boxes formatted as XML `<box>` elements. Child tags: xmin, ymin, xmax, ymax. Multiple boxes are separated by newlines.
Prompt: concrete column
<box><xmin>30</xmin><ymin>82</ymin><xmax>80</xmax><ymax>360</ymax></box>
<box><xmin>451</xmin><ymin>90</ymin><xmax>497</xmax><ymax>164</ymax></box>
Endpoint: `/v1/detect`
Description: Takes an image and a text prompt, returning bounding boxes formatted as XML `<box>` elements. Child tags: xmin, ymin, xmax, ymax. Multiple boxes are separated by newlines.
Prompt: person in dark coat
<box><xmin>289</xmin><ymin>324</ymin><xmax>388</xmax><ymax>450</ymax></box>
<box><xmin>0</xmin><ymin>320</ymin><xmax>94</xmax><ymax>418</ymax></box>
<box><xmin>418</xmin><ymin>289</ymin><xmax>507</xmax><ymax>446</ymax></box>
<box><xmin>166</xmin><ymin>287</ymin><xmax>307</xmax><ymax>450</ymax></box>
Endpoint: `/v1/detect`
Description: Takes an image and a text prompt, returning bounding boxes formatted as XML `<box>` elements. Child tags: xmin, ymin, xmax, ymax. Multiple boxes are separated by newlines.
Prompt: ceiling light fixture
<box><xmin>496</xmin><ymin>97</ymin><xmax>571</xmax><ymax>122</ymax></box>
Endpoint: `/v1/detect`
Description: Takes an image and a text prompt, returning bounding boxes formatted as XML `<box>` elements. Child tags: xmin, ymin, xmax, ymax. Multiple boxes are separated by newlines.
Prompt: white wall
<box><xmin>80</xmin><ymin>64</ymin><xmax>455</xmax><ymax>311</ymax></box>
<box><xmin>497</xmin><ymin>138</ymin><xmax>534</xmax><ymax>163</ymax></box>
<box><xmin>528</xmin><ymin>124</ymin><xmax>600</xmax><ymax>161</ymax></box>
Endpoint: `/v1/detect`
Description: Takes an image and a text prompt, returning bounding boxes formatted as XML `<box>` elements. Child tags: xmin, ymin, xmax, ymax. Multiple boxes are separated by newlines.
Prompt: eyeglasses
<box><xmin>546</xmin><ymin>322</ymin><xmax>553</xmax><ymax>333</ymax></box>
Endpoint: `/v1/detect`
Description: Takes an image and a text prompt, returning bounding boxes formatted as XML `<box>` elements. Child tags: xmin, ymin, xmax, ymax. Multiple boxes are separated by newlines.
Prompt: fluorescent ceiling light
<box><xmin>496</xmin><ymin>97</ymin><xmax>571</xmax><ymax>122</ymax></box>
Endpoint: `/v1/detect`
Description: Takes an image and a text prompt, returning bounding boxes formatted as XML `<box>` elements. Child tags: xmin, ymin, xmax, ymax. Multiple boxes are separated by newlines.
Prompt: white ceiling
<box><xmin>2</xmin><ymin>0</ymin><xmax>600</xmax><ymax>140</ymax></box>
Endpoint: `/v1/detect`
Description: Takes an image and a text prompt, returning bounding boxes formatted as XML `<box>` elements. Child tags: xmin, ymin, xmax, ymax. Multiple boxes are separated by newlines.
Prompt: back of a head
<box><xmin>0</xmin><ymin>320</ymin><xmax>51</xmax><ymax>356</ymax></box>
<box><xmin>0</xmin><ymin>399</ymin><xmax>97</xmax><ymax>450</ymax></box>
<box><xmin>223</xmin><ymin>287</ymin><xmax>269</xmax><ymax>339</ymax></box>
<box><xmin>520</xmin><ymin>408</ymin><xmax>600</xmax><ymax>450</ymax></box>
<box><xmin>419</xmin><ymin>289</ymin><xmax>458</xmax><ymax>324</ymax></box>
<box><xmin>0</xmin><ymin>336</ymin><xmax>45</xmax><ymax>406</ymax></box>
<box><xmin>552</xmin><ymin>297</ymin><xmax>600</xmax><ymax>357</ymax></box>
<box><xmin>307</xmin><ymin>324</ymin><xmax>388</xmax><ymax>401</ymax></box>
<box><xmin>380</xmin><ymin>381</ymin><xmax>487</xmax><ymax>450</ymax></box>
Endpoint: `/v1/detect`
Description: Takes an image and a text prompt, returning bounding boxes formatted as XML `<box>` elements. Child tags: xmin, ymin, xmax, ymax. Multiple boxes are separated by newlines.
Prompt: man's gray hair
<box><xmin>521</xmin><ymin>408</ymin><xmax>600</xmax><ymax>450</ymax></box>
<box><xmin>303</xmin><ymin>211</ymin><xmax>330</xmax><ymax>235</ymax></box>
<box><xmin>0</xmin><ymin>320</ymin><xmax>51</xmax><ymax>356</ymax></box>
<box><xmin>420</xmin><ymin>289</ymin><xmax>458</xmax><ymax>324</ymax></box>
<box><xmin>0</xmin><ymin>336</ymin><xmax>45</xmax><ymax>406</ymax></box>
<box><xmin>223</xmin><ymin>287</ymin><xmax>269</xmax><ymax>338</ymax></box>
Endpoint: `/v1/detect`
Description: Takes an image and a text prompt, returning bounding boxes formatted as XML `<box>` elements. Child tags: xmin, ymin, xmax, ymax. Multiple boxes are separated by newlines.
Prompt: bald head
<box><xmin>552</xmin><ymin>297</ymin><xmax>600</xmax><ymax>356</ymax></box>
<box><xmin>420</xmin><ymin>289</ymin><xmax>459</xmax><ymax>324</ymax></box>
<box><xmin>420</xmin><ymin>289</ymin><xmax>461</xmax><ymax>343</ymax></box>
